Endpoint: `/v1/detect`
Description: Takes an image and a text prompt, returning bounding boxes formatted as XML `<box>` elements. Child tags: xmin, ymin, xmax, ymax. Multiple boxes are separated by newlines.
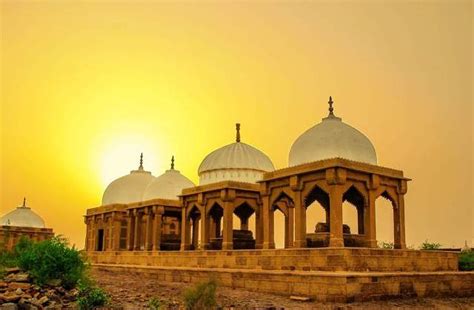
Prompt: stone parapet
<box><xmin>87</xmin><ymin>248</ymin><xmax>459</xmax><ymax>272</ymax></box>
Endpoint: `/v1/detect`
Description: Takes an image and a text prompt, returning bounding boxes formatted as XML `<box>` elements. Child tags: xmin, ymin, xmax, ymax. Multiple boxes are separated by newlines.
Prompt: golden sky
<box><xmin>1</xmin><ymin>1</ymin><xmax>472</xmax><ymax>249</ymax></box>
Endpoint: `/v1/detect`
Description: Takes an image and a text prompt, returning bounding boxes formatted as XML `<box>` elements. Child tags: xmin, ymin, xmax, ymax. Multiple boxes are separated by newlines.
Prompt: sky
<box><xmin>1</xmin><ymin>0</ymin><xmax>472</xmax><ymax>249</ymax></box>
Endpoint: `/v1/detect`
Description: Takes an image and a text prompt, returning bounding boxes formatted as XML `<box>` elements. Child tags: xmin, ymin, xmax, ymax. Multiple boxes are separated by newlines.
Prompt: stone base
<box><xmin>87</xmin><ymin>248</ymin><xmax>459</xmax><ymax>272</ymax></box>
<box><xmin>92</xmin><ymin>264</ymin><xmax>474</xmax><ymax>302</ymax></box>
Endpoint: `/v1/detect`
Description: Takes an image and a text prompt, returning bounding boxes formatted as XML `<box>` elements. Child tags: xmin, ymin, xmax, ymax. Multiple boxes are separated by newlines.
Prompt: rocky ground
<box><xmin>93</xmin><ymin>268</ymin><xmax>474</xmax><ymax>309</ymax></box>
<box><xmin>0</xmin><ymin>267</ymin><xmax>78</xmax><ymax>309</ymax></box>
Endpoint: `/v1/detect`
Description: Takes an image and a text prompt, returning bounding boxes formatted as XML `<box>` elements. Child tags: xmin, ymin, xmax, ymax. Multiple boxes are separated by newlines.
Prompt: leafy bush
<box><xmin>378</xmin><ymin>241</ymin><xmax>394</xmax><ymax>249</ymax></box>
<box><xmin>149</xmin><ymin>296</ymin><xmax>164</xmax><ymax>309</ymax></box>
<box><xmin>77</xmin><ymin>279</ymin><xmax>109</xmax><ymax>310</ymax></box>
<box><xmin>15</xmin><ymin>236</ymin><xmax>87</xmax><ymax>288</ymax></box>
<box><xmin>183</xmin><ymin>279</ymin><xmax>217</xmax><ymax>310</ymax></box>
<box><xmin>420</xmin><ymin>240</ymin><xmax>441</xmax><ymax>250</ymax></box>
<box><xmin>459</xmin><ymin>250</ymin><xmax>474</xmax><ymax>271</ymax></box>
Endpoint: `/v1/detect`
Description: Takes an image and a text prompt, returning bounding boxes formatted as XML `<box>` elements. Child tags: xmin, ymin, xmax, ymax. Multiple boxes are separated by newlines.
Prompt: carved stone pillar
<box><xmin>357</xmin><ymin>206</ymin><xmax>365</xmax><ymax>235</ymax></box>
<box><xmin>133</xmin><ymin>211</ymin><xmax>141</xmax><ymax>251</ymax></box>
<box><xmin>286</xmin><ymin>205</ymin><xmax>294</xmax><ymax>248</ymax></box>
<box><xmin>328</xmin><ymin>184</ymin><xmax>344</xmax><ymax>247</ymax></box>
<box><xmin>255</xmin><ymin>208</ymin><xmax>263</xmax><ymax>249</ymax></box>
<box><xmin>222</xmin><ymin>201</ymin><xmax>234</xmax><ymax>250</ymax></box>
<box><xmin>261</xmin><ymin>195</ymin><xmax>274</xmax><ymax>249</ymax></box>
<box><xmin>113</xmin><ymin>216</ymin><xmax>122</xmax><ymax>251</ymax></box>
<box><xmin>126</xmin><ymin>212</ymin><xmax>135</xmax><ymax>251</ymax></box>
<box><xmin>240</xmin><ymin>217</ymin><xmax>249</xmax><ymax>231</ymax></box>
<box><xmin>293</xmin><ymin>190</ymin><xmax>306</xmax><ymax>248</ymax></box>
<box><xmin>180</xmin><ymin>207</ymin><xmax>191</xmax><ymax>251</ymax></box>
<box><xmin>394</xmin><ymin>194</ymin><xmax>406</xmax><ymax>249</ymax></box>
<box><xmin>365</xmin><ymin>190</ymin><xmax>377</xmax><ymax>248</ymax></box>
<box><xmin>200</xmin><ymin>212</ymin><xmax>209</xmax><ymax>250</ymax></box>
<box><xmin>144</xmin><ymin>212</ymin><xmax>153</xmax><ymax>251</ymax></box>
<box><xmin>152</xmin><ymin>207</ymin><xmax>163</xmax><ymax>251</ymax></box>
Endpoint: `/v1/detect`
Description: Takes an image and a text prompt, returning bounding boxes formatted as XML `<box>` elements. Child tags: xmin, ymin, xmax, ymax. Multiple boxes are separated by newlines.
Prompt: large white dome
<box><xmin>102</xmin><ymin>154</ymin><xmax>155</xmax><ymax>205</ymax></box>
<box><xmin>143</xmin><ymin>157</ymin><xmax>195</xmax><ymax>200</ymax></box>
<box><xmin>289</xmin><ymin>97</ymin><xmax>377</xmax><ymax>166</ymax></box>
<box><xmin>198</xmin><ymin>124</ymin><xmax>275</xmax><ymax>185</ymax></box>
<box><xmin>0</xmin><ymin>199</ymin><xmax>46</xmax><ymax>228</ymax></box>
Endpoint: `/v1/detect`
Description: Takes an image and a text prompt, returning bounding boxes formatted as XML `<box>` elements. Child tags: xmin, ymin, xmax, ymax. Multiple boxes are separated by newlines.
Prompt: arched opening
<box><xmin>342</xmin><ymin>185</ymin><xmax>366</xmax><ymax>247</ymax></box>
<box><xmin>233</xmin><ymin>202</ymin><xmax>256</xmax><ymax>249</ymax></box>
<box><xmin>375</xmin><ymin>190</ymin><xmax>396</xmax><ymax>248</ymax></box>
<box><xmin>208</xmin><ymin>203</ymin><xmax>224</xmax><ymax>249</ymax></box>
<box><xmin>304</xmin><ymin>185</ymin><xmax>329</xmax><ymax>247</ymax></box>
<box><xmin>188</xmin><ymin>205</ymin><xmax>201</xmax><ymax>250</ymax></box>
<box><xmin>273</xmin><ymin>208</ymin><xmax>286</xmax><ymax>248</ymax></box>
<box><xmin>271</xmin><ymin>192</ymin><xmax>294</xmax><ymax>249</ymax></box>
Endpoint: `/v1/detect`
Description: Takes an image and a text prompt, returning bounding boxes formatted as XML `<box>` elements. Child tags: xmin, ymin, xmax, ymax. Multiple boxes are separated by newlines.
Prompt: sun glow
<box><xmin>98</xmin><ymin>134</ymin><xmax>165</xmax><ymax>189</ymax></box>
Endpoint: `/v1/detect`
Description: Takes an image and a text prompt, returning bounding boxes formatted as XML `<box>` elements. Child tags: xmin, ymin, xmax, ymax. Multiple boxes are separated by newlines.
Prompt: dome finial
<box><xmin>22</xmin><ymin>197</ymin><xmax>26</xmax><ymax>208</ymax></box>
<box><xmin>139</xmin><ymin>153</ymin><xmax>144</xmax><ymax>170</ymax></box>
<box><xmin>236</xmin><ymin>123</ymin><xmax>241</xmax><ymax>142</ymax></box>
<box><xmin>171</xmin><ymin>155</ymin><xmax>175</xmax><ymax>170</ymax></box>
<box><xmin>328</xmin><ymin>96</ymin><xmax>335</xmax><ymax>116</ymax></box>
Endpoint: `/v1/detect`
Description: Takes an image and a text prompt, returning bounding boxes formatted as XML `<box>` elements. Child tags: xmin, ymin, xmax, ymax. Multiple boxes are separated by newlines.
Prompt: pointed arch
<box><xmin>270</xmin><ymin>189</ymin><xmax>294</xmax><ymax>208</ymax></box>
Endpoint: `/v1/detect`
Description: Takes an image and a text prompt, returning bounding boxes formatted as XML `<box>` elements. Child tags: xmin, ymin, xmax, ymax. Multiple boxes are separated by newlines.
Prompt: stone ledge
<box><xmin>92</xmin><ymin>264</ymin><xmax>474</xmax><ymax>303</ymax></box>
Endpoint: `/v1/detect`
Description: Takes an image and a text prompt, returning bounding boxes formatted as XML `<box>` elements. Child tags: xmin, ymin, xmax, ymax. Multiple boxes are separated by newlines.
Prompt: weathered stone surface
<box><xmin>4</xmin><ymin>268</ymin><xmax>20</xmax><ymax>274</ymax></box>
<box><xmin>0</xmin><ymin>302</ymin><xmax>18</xmax><ymax>310</ymax></box>
<box><xmin>8</xmin><ymin>282</ymin><xmax>31</xmax><ymax>290</ymax></box>
<box><xmin>5</xmin><ymin>273</ymin><xmax>29</xmax><ymax>283</ymax></box>
<box><xmin>1</xmin><ymin>293</ymin><xmax>21</xmax><ymax>302</ymax></box>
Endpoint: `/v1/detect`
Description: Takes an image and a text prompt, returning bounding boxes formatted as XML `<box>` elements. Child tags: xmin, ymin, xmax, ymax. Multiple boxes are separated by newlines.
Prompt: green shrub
<box><xmin>420</xmin><ymin>240</ymin><xmax>441</xmax><ymax>250</ymax></box>
<box><xmin>378</xmin><ymin>241</ymin><xmax>394</xmax><ymax>249</ymax></box>
<box><xmin>149</xmin><ymin>296</ymin><xmax>164</xmax><ymax>309</ymax></box>
<box><xmin>77</xmin><ymin>279</ymin><xmax>109</xmax><ymax>310</ymax></box>
<box><xmin>16</xmin><ymin>236</ymin><xmax>87</xmax><ymax>288</ymax></box>
<box><xmin>459</xmin><ymin>250</ymin><xmax>474</xmax><ymax>271</ymax></box>
<box><xmin>183</xmin><ymin>279</ymin><xmax>217</xmax><ymax>310</ymax></box>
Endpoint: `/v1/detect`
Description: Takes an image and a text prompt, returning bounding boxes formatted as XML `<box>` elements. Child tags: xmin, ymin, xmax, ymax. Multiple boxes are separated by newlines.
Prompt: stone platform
<box><xmin>88</xmin><ymin>248</ymin><xmax>459</xmax><ymax>272</ymax></box>
<box><xmin>88</xmin><ymin>248</ymin><xmax>473</xmax><ymax>302</ymax></box>
<box><xmin>92</xmin><ymin>264</ymin><xmax>474</xmax><ymax>302</ymax></box>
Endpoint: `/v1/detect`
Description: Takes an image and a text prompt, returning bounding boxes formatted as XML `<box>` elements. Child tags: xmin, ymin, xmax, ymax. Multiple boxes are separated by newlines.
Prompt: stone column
<box><xmin>394</xmin><ymin>194</ymin><xmax>406</xmax><ymax>249</ymax></box>
<box><xmin>222</xmin><ymin>201</ymin><xmax>234</xmax><ymax>250</ymax></box>
<box><xmin>152</xmin><ymin>207</ymin><xmax>163</xmax><ymax>251</ymax></box>
<box><xmin>286</xmin><ymin>205</ymin><xmax>294</xmax><ymax>248</ymax></box>
<box><xmin>262</xmin><ymin>195</ymin><xmax>274</xmax><ymax>249</ymax></box>
<box><xmin>191</xmin><ymin>217</ymin><xmax>200</xmax><ymax>249</ymax></box>
<box><xmin>180</xmin><ymin>207</ymin><xmax>191</xmax><ymax>251</ymax></box>
<box><xmin>365</xmin><ymin>190</ymin><xmax>377</xmax><ymax>248</ymax></box>
<box><xmin>255</xmin><ymin>208</ymin><xmax>263</xmax><ymax>249</ymax></box>
<box><xmin>293</xmin><ymin>190</ymin><xmax>306</xmax><ymax>248</ymax></box>
<box><xmin>133</xmin><ymin>211</ymin><xmax>141</xmax><ymax>251</ymax></box>
<box><xmin>200</xmin><ymin>212</ymin><xmax>209</xmax><ymax>250</ymax></box>
<box><xmin>328</xmin><ymin>184</ymin><xmax>344</xmax><ymax>247</ymax></box>
<box><xmin>357</xmin><ymin>206</ymin><xmax>365</xmax><ymax>235</ymax></box>
<box><xmin>144</xmin><ymin>212</ymin><xmax>153</xmax><ymax>251</ymax></box>
<box><xmin>91</xmin><ymin>218</ymin><xmax>96</xmax><ymax>251</ymax></box>
<box><xmin>127</xmin><ymin>212</ymin><xmax>135</xmax><ymax>251</ymax></box>
<box><xmin>113</xmin><ymin>217</ymin><xmax>122</xmax><ymax>251</ymax></box>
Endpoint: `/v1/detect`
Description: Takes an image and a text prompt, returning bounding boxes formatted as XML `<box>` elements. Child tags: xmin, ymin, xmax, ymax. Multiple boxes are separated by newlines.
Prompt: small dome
<box><xmin>198</xmin><ymin>124</ymin><xmax>275</xmax><ymax>185</ymax></box>
<box><xmin>143</xmin><ymin>157</ymin><xmax>195</xmax><ymax>200</ymax></box>
<box><xmin>102</xmin><ymin>154</ymin><xmax>155</xmax><ymax>205</ymax></box>
<box><xmin>289</xmin><ymin>97</ymin><xmax>377</xmax><ymax>166</ymax></box>
<box><xmin>0</xmin><ymin>199</ymin><xmax>46</xmax><ymax>228</ymax></box>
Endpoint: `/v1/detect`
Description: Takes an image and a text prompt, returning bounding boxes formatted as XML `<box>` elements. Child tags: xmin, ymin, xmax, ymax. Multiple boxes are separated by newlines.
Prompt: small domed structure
<box><xmin>102</xmin><ymin>153</ymin><xmax>155</xmax><ymax>205</ymax></box>
<box><xmin>198</xmin><ymin>124</ymin><xmax>275</xmax><ymax>185</ymax></box>
<box><xmin>289</xmin><ymin>97</ymin><xmax>377</xmax><ymax>166</ymax></box>
<box><xmin>143</xmin><ymin>156</ymin><xmax>195</xmax><ymax>200</ymax></box>
<box><xmin>0</xmin><ymin>198</ymin><xmax>46</xmax><ymax>228</ymax></box>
